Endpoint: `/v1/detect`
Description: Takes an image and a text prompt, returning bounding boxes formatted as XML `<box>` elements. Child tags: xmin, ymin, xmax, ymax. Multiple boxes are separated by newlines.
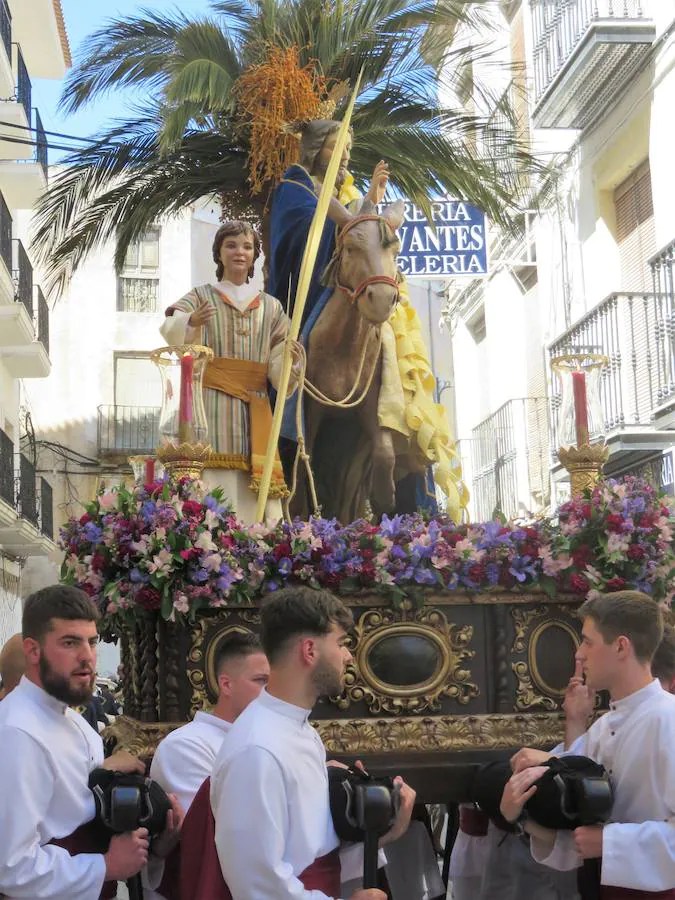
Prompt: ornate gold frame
<box><xmin>528</xmin><ymin>619</ymin><xmax>580</xmax><ymax>698</ymax></box>
<box><xmin>337</xmin><ymin>607</ymin><xmax>478</xmax><ymax>714</ymax></box>
<box><xmin>356</xmin><ymin>622</ymin><xmax>450</xmax><ymax>699</ymax></box>
<box><xmin>512</xmin><ymin>606</ymin><xmax>580</xmax><ymax>711</ymax></box>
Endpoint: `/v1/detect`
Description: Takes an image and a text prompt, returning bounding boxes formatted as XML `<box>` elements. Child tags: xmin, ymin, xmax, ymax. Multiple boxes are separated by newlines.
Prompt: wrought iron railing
<box><xmin>13</xmin><ymin>239</ymin><xmax>33</xmax><ymax>319</ymax></box>
<box><xmin>549</xmin><ymin>292</ymin><xmax>666</xmax><ymax>455</ymax></box>
<box><xmin>33</xmin><ymin>109</ymin><xmax>48</xmax><ymax>180</ymax></box>
<box><xmin>17</xmin><ymin>453</ymin><xmax>37</xmax><ymax>526</ymax></box>
<box><xmin>0</xmin><ymin>429</ymin><xmax>13</xmax><ymax>507</ymax></box>
<box><xmin>0</xmin><ymin>0</ymin><xmax>11</xmax><ymax>62</ymax></box>
<box><xmin>98</xmin><ymin>405</ymin><xmax>160</xmax><ymax>454</ymax></box>
<box><xmin>15</xmin><ymin>44</ymin><xmax>30</xmax><ymax>122</ymax></box>
<box><xmin>117</xmin><ymin>277</ymin><xmax>160</xmax><ymax>313</ymax></box>
<box><xmin>0</xmin><ymin>190</ymin><xmax>11</xmax><ymax>276</ymax></box>
<box><xmin>39</xmin><ymin>477</ymin><xmax>53</xmax><ymax>539</ymax></box>
<box><xmin>531</xmin><ymin>0</ymin><xmax>651</xmax><ymax>103</ymax></box>
<box><xmin>470</xmin><ymin>398</ymin><xmax>550</xmax><ymax>521</ymax></box>
<box><xmin>650</xmin><ymin>238</ymin><xmax>675</xmax><ymax>406</ymax></box>
<box><xmin>35</xmin><ymin>286</ymin><xmax>49</xmax><ymax>354</ymax></box>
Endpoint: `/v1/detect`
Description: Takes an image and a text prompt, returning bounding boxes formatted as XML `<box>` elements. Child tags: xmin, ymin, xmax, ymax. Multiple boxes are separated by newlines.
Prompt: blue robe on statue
<box><xmin>268</xmin><ymin>165</ymin><xmax>336</xmax><ymax>324</ymax></box>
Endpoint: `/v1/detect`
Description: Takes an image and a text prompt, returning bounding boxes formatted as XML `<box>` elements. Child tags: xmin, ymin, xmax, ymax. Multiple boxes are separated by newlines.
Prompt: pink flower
<box><xmin>173</xmin><ymin>594</ymin><xmax>189</xmax><ymax>614</ymax></box>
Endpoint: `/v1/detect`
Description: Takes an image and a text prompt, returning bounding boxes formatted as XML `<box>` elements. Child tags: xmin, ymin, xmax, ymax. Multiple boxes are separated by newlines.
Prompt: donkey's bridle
<box><xmin>334</xmin><ymin>214</ymin><xmax>401</xmax><ymax>305</ymax></box>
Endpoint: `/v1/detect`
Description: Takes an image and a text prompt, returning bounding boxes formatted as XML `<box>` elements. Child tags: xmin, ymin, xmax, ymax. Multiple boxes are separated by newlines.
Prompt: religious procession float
<box><xmin>56</xmin><ymin>63</ymin><xmax>675</xmax><ymax>805</ymax></box>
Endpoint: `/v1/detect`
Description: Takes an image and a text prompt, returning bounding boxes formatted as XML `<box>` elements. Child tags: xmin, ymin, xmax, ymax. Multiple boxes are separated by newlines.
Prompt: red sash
<box><xmin>181</xmin><ymin>777</ymin><xmax>341</xmax><ymax>900</ymax></box>
<box><xmin>458</xmin><ymin>806</ymin><xmax>490</xmax><ymax>837</ymax></box>
<box><xmin>49</xmin><ymin>821</ymin><xmax>116</xmax><ymax>900</ymax></box>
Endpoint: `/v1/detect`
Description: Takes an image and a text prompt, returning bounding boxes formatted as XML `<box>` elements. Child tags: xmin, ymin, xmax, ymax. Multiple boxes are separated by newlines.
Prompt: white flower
<box><xmin>173</xmin><ymin>594</ymin><xmax>189</xmax><ymax>614</ymax></box>
<box><xmin>195</xmin><ymin>531</ymin><xmax>217</xmax><ymax>552</ymax></box>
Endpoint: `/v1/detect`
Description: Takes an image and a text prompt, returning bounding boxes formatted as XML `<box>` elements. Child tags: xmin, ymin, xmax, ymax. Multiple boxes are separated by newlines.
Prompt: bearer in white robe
<box><xmin>0</xmin><ymin>584</ymin><xmax>181</xmax><ymax>900</ymax></box>
<box><xmin>151</xmin><ymin>632</ymin><xmax>269</xmax><ymax>814</ymax></box>
<box><xmin>501</xmin><ymin>590</ymin><xmax>675</xmax><ymax>897</ymax></box>
<box><xmin>211</xmin><ymin>586</ymin><xmax>416</xmax><ymax>900</ymax></box>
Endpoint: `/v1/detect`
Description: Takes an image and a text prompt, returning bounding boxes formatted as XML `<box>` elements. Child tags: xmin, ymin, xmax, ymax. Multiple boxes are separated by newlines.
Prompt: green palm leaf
<box><xmin>34</xmin><ymin>0</ymin><xmax>549</xmax><ymax>295</ymax></box>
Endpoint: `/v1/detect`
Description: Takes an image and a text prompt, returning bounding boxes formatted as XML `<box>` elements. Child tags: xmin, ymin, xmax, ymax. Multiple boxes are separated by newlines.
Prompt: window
<box><xmin>117</xmin><ymin>227</ymin><xmax>160</xmax><ymax>312</ymax></box>
<box><xmin>614</xmin><ymin>161</ymin><xmax>655</xmax><ymax>293</ymax></box>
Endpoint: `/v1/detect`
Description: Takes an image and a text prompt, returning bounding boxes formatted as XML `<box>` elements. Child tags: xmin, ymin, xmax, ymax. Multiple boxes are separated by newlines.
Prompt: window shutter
<box><xmin>614</xmin><ymin>161</ymin><xmax>656</xmax><ymax>292</ymax></box>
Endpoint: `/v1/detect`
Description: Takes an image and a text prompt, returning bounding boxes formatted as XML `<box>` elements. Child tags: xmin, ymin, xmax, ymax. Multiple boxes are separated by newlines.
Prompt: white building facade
<box><xmin>444</xmin><ymin>0</ymin><xmax>675</xmax><ymax>521</ymax></box>
<box><xmin>0</xmin><ymin>0</ymin><xmax>68</xmax><ymax>645</ymax></box>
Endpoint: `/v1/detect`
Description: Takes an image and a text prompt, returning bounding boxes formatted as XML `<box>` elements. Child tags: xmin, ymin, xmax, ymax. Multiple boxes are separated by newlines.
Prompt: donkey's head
<box><xmin>324</xmin><ymin>199</ymin><xmax>405</xmax><ymax>325</ymax></box>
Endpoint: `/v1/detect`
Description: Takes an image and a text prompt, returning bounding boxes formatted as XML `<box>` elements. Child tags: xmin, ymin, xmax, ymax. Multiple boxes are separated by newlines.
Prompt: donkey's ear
<box><xmin>382</xmin><ymin>199</ymin><xmax>405</xmax><ymax>231</ymax></box>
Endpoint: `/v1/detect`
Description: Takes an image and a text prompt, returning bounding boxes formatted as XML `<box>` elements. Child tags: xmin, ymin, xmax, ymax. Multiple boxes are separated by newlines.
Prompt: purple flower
<box><xmin>83</xmin><ymin>522</ymin><xmax>103</xmax><ymax>544</ymax></box>
<box><xmin>277</xmin><ymin>557</ymin><xmax>293</xmax><ymax>576</ymax></box>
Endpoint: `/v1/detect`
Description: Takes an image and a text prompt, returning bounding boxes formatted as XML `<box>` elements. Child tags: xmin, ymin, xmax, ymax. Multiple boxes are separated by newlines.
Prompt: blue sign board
<box><xmin>380</xmin><ymin>199</ymin><xmax>488</xmax><ymax>279</ymax></box>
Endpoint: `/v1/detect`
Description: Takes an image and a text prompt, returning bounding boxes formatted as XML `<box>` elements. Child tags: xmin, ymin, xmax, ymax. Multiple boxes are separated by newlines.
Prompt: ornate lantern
<box><xmin>551</xmin><ymin>352</ymin><xmax>609</xmax><ymax>496</ymax></box>
<box><xmin>150</xmin><ymin>344</ymin><xmax>214</xmax><ymax>479</ymax></box>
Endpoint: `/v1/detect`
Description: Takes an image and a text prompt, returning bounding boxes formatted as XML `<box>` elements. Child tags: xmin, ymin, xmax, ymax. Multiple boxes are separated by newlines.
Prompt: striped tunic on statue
<box><xmin>166</xmin><ymin>284</ymin><xmax>289</xmax><ymax>466</ymax></box>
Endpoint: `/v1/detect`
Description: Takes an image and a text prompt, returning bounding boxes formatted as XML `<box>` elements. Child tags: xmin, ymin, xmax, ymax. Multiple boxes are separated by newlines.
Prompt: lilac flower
<box><xmin>277</xmin><ymin>558</ymin><xmax>293</xmax><ymax>576</ymax></box>
<box><xmin>83</xmin><ymin>522</ymin><xmax>103</xmax><ymax>544</ymax></box>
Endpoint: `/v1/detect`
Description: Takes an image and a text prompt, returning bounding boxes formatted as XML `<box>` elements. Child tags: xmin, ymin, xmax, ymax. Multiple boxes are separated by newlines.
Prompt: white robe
<box><xmin>531</xmin><ymin>679</ymin><xmax>675</xmax><ymax>891</ymax></box>
<box><xmin>211</xmin><ymin>689</ymin><xmax>342</xmax><ymax>900</ymax></box>
<box><xmin>150</xmin><ymin>710</ymin><xmax>231</xmax><ymax>814</ymax></box>
<box><xmin>0</xmin><ymin>676</ymin><xmax>107</xmax><ymax>899</ymax></box>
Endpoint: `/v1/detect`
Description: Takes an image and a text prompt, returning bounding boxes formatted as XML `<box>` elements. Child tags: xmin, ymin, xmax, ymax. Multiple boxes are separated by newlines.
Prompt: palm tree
<box><xmin>32</xmin><ymin>0</ymin><xmax>539</xmax><ymax>295</ymax></box>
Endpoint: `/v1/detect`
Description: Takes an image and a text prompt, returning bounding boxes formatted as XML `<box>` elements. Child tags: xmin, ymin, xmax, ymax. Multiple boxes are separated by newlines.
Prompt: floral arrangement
<box><xmin>59</xmin><ymin>475</ymin><xmax>675</xmax><ymax>631</ymax></box>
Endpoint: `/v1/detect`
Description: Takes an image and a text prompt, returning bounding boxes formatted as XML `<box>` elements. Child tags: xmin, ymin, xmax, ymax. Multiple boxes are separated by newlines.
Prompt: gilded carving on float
<box><xmin>511</xmin><ymin>606</ymin><xmax>580</xmax><ymax>711</ymax></box>
<box><xmin>104</xmin><ymin>716</ymin><xmax>181</xmax><ymax>759</ymax></box>
<box><xmin>104</xmin><ymin>711</ymin><xmax>566</xmax><ymax>757</ymax></box>
<box><xmin>317</xmin><ymin>712</ymin><xmax>564</xmax><ymax>753</ymax></box>
<box><xmin>334</xmin><ymin>607</ymin><xmax>479</xmax><ymax>714</ymax></box>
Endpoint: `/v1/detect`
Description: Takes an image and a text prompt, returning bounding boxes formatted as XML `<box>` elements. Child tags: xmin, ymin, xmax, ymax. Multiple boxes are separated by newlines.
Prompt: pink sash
<box><xmin>180</xmin><ymin>777</ymin><xmax>342</xmax><ymax>900</ymax></box>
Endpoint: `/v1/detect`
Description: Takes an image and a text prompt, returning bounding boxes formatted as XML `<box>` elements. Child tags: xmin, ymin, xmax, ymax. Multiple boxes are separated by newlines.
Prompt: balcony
<box><xmin>98</xmin><ymin>405</ymin><xmax>160</xmax><ymax>458</ymax></box>
<box><xmin>548</xmin><ymin>291</ymin><xmax>675</xmax><ymax>475</ymax></box>
<box><xmin>0</xmin><ymin>1</ymin><xmax>13</xmax><ymax>98</ymax></box>
<box><xmin>531</xmin><ymin>0</ymin><xmax>656</xmax><ymax>130</ymax></box>
<box><xmin>39</xmin><ymin>477</ymin><xmax>53</xmax><ymax>540</ymax></box>
<box><xmin>469</xmin><ymin>398</ymin><xmax>551</xmax><ymax>521</ymax></box>
<box><xmin>0</xmin><ymin>108</ymin><xmax>48</xmax><ymax>207</ymax></box>
<box><xmin>0</xmin><ymin>427</ymin><xmax>13</xmax><ymax>526</ymax></box>
<box><xmin>0</xmin><ymin>188</ymin><xmax>12</xmax><ymax>299</ymax></box>
<box><xmin>0</xmin><ymin>444</ymin><xmax>55</xmax><ymax>555</ymax></box>
<box><xmin>0</xmin><ymin>239</ymin><xmax>50</xmax><ymax>376</ymax></box>
<box><xmin>0</xmin><ymin>44</ymin><xmax>30</xmax><ymax>154</ymax></box>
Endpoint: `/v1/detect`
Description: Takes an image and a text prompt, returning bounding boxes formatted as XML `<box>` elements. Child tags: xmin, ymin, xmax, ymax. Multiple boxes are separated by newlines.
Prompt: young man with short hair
<box><xmin>0</xmin><ymin>584</ymin><xmax>181</xmax><ymax>900</ymax></box>
<box><xmin>211</xmin><ymin>586</ymin><xmax>415</xmax><ymax>900</ymax></box>
<box><xmin>151</xmin><ymin>631</ymin><xmax>269</xmax><ymax>814</ymax></box>
<box><xmin>501</xmin><ymin>590</ymin><xmax>675</xmax><ymax>897</ymax></box>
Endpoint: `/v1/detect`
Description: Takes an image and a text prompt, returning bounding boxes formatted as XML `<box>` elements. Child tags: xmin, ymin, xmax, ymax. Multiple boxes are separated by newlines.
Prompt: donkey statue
<box><xmin>291</xmin><ymin>199</ymin><xmax>417</xmax><ymax>523</ymax></box>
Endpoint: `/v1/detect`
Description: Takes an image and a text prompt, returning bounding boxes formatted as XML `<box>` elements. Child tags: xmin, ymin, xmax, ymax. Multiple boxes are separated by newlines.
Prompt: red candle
<box><xmin>571</xmin><ymin>370</ymin><xmax>589</xmax><ymax>447</ymax></box>
<box><xmin>178</xmin><ymin>354</ymin><xmax>194</xmax><ymax>427</ymax></box>
<box><xmin>144</xmin><ymin>458</ymin><xmax>155</xmax><ymax>484</ymax></box>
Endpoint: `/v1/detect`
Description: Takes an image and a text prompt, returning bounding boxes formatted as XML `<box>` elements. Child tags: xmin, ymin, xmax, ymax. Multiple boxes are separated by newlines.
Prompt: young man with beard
<box><xmin>210</xmin><ymin>586</ymin><xmax>414</xmax><ymax>900</ymax></box>
<box><xmin>0</xmin><ymin>584</ymin><xmax>182</xmax><ymax>900</ymax></box>
<box><xmin>501</xmin><ymin>590</ymin><xmax>675</xmax><ymax>897</ymax></box>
